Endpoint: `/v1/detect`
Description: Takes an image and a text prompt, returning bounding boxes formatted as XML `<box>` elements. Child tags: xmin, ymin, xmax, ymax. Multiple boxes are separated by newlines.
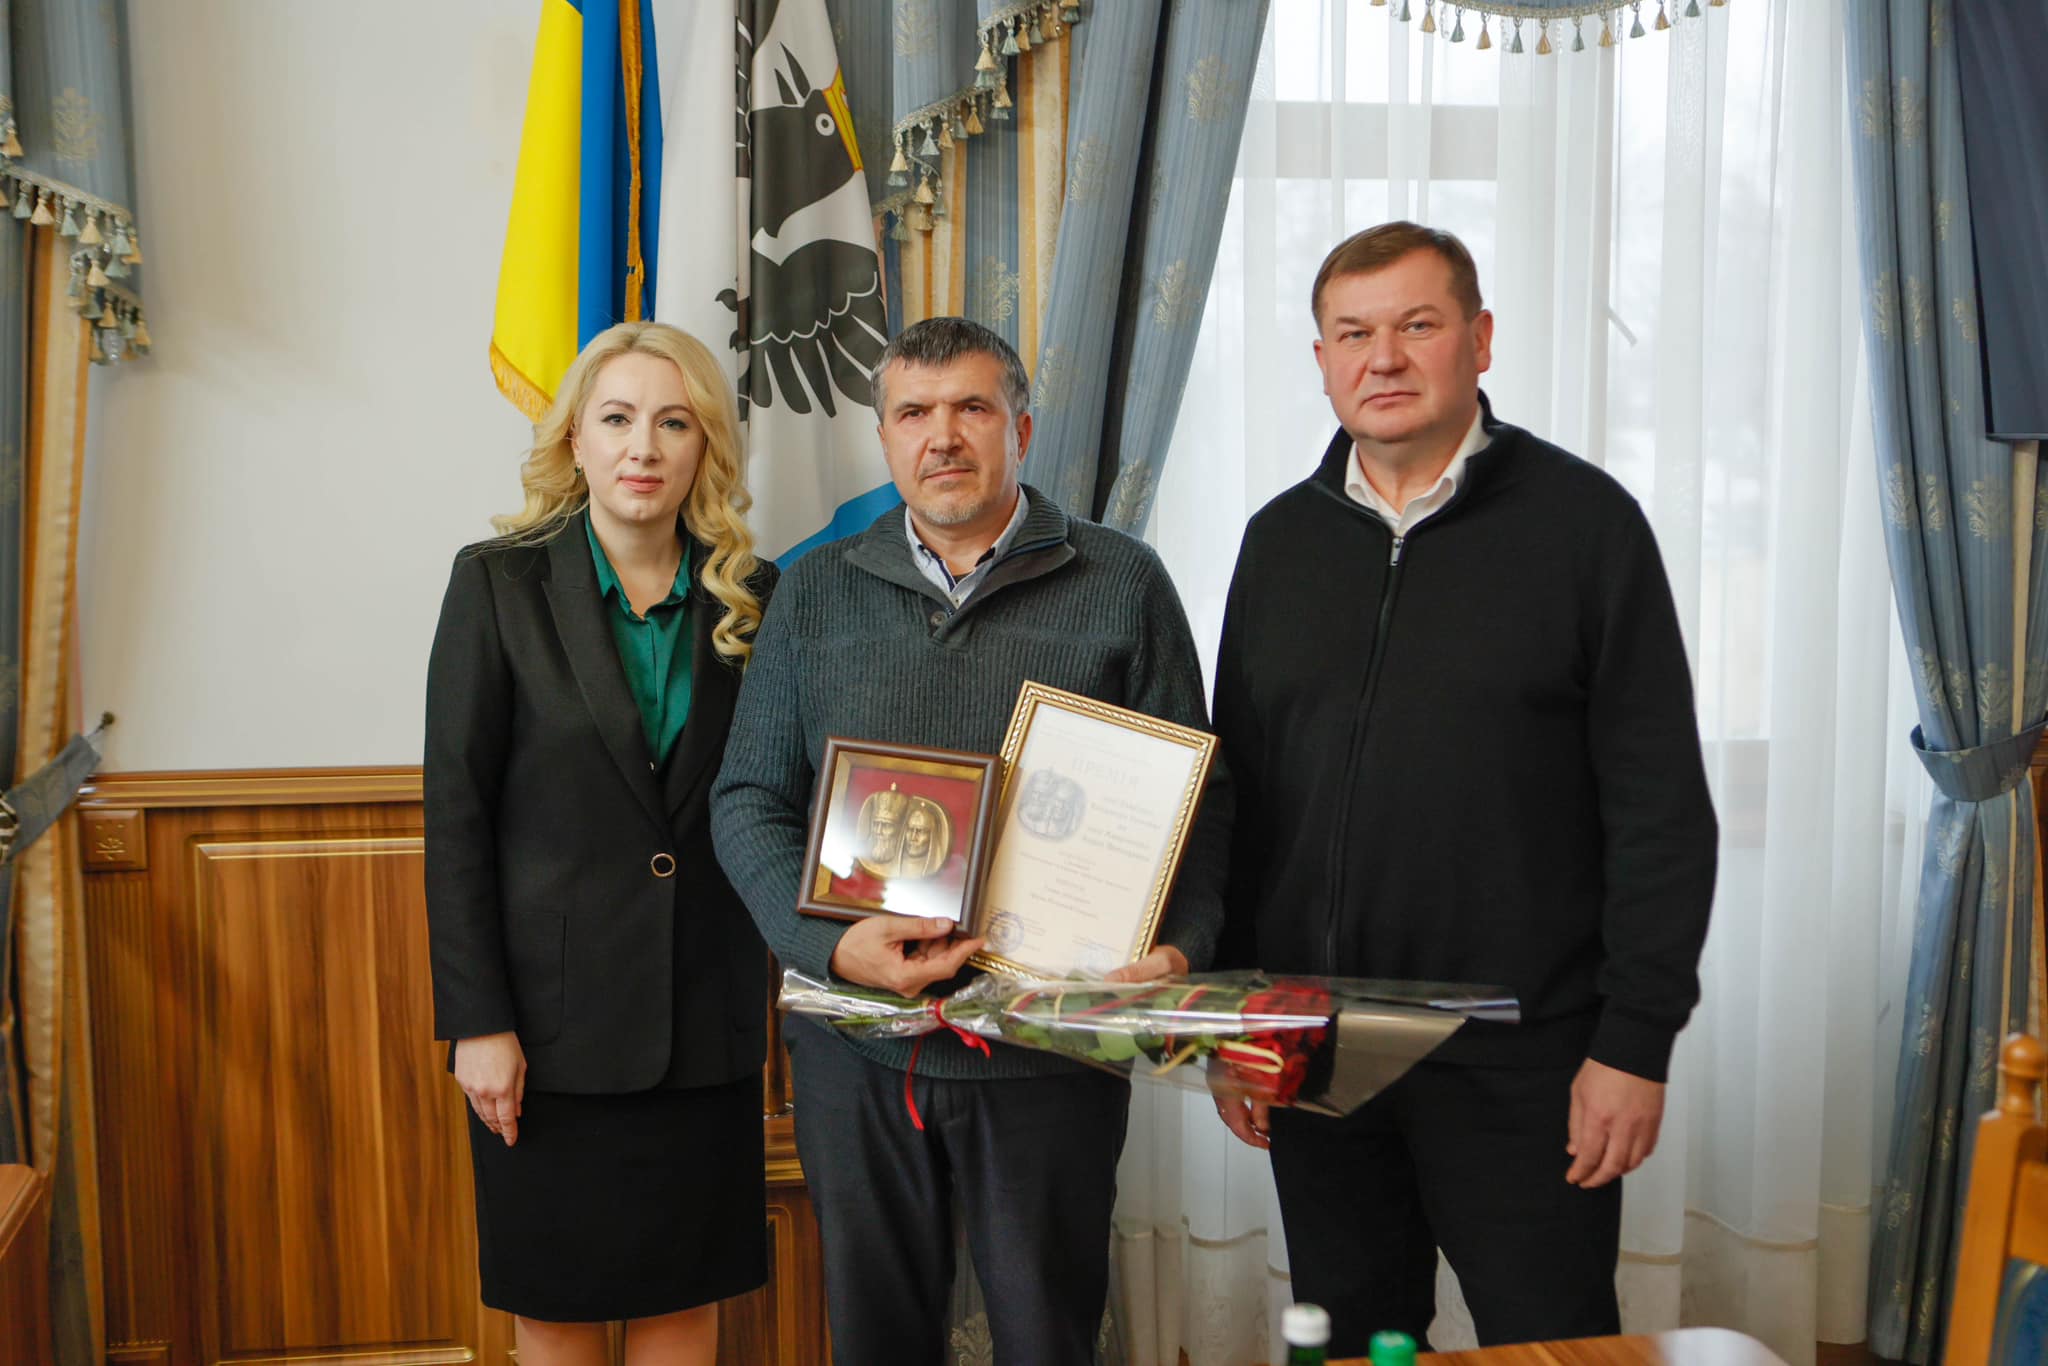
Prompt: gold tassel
<box><xmin>975</xmin><ymin>42</ymin><xmax>998</xmax><ymax>72</ymax></box>
<box><xmin>993</xmin><ymin>78</ymin><xmax>1013</xmax><ymax>110</ymax></box>
<box><xmin>914</xmin><ymin>175</ymin><xmax>936</xmax><ymax>205</ymax></box>
<box><xmin>1476</xmin><ymin>18</ymin><xmax>1491</xmax><ymax>49</ymax></box>
<box><xmin>79</xmin><ymin>211</ymin><xmax>103</xmax><ymax>246</ymax></box>
<box><xmin>939</xmin><ymin>120</ymin><xmax>954</xmax><ymax>150</ymax></box>
<box><xmin>1600</xmin><ymin>15</ymin><xmax>1616</xmax><ymax>46</ymax></box>
<box><xmin>87</xmin><ymin>256</ymin><xmax>108</xmax><ymax>287</ymax></box>
<box><xmin>1537</xmin><ymin>22</ymin><xmax>1552</xmax><ymax>54</ymax></box>
<box><xmin>1</xmin><ymin>124</ymin><xmax>20</xmax><ymax>158</ymax></box>
<box><xmin>965</xmin><ymin>105</ymin><xmax>985</xmax><ymax>136</ymax></box>
<box><xmin>1016</xmin><ymin>21</ymin><xmax>1031</xmax><ymax>51</ymax></box>
<box><xmin>889</xmin><ymin>142</ymin><xmax>909</xmax><ymax>175</ymax></box>
<box><xmin>1655</xmin><ymin>3</ymin><xmax>1671</xmax><ymax>30</ymax></box>
<box><xmin>1420</xmin><ymin>4</ymin><xmax>1436</xmax><ymax>34</ymax></box>
<box><xmin>123</xmin><ymin>228</ymin><xmax>142</xmax><ymax>264</ymax></box>
<box><xmin>133</xmin><ymin>317</ymin><xmax>152</xmax><ymax>349</ymax></box>
<box><xmin>29</xmin><ymin>191</ymin><xmax>52</xmax><ymax>226</ymax></box>
<box><xmin>1371</xmin><ymin>0</ymin><xmax>1386</xmax><ymax>6</ymax></box>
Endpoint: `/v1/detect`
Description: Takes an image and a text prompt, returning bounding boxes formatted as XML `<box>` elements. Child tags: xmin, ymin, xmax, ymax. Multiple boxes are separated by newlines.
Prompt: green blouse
<box><xmin>586</xmin><ymin>516</ymin><xmax>694</xmax><ymax>766</ymax></box>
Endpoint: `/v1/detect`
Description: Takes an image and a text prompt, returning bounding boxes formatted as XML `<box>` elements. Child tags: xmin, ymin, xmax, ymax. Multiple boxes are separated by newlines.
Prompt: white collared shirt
<box><xmin>906</xmin><ymin>489</ymin><xmax>1030</xmax><ymax>607</ymax></box>
<box><xmin>1344</xmin><ymin>409</ymin><xmax>1491</xmax><ymax>536</ymax></box>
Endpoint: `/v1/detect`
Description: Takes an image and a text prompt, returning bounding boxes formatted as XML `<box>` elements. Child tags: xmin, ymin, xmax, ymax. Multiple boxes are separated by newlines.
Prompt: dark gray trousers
<box><xmin>786</xmin><ymin>1018</ymin><xmax>1129</xmax><ymax>1365</ymax></box>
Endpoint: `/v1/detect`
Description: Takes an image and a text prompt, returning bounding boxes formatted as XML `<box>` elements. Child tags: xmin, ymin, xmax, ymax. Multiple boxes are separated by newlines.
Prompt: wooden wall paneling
<box><xmin>85</xmin><ymin>862</ymin><xmax>198</xmax><ymax>1366</ymax></box>
<box><xmin>81</xmin><ymin>807</ymin><xmax>147</xmax><ymax>871</ymax></box>
<box><xmin>189</xmin><ymin>826</ymin><xmax>474</xmax><ymax>1364</ymax></box>
<box><xmin>717</xmin><ymin>1117</ymin><xmax>828</xmax><ymax>1364</ymax></box>
<box><xmin>79</xmin><ymin>770</ymin><xmax>833</xmax><ymax>1366</ymax></box>
<box><xmin>0</xmin><ymin>1164</ymin><xmax>55</xmax><ymax>1366</ymax></box>
<box><xmin>85</xmin><ymin>790</ymin><xmax>484</xmax><ymax>1366</ymax></box>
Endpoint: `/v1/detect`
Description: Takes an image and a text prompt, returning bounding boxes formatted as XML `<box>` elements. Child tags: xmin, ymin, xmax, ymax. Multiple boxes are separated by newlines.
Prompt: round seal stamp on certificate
<box><xmin>985</xmin><ymin>910</ymin><xmax>1023</xmax><ymax>954</ymax></box>
<box><xmin>1015</xmin><ymin>768</ymin><xmax>1085</xmax><ymax>840</ymax></box>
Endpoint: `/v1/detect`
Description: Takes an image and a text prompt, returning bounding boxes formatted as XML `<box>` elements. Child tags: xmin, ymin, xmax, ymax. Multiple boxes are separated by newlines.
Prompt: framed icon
<box><xmin>798</xmin><ymin>737</ymin><xmax>1000</xmax><ymax>924</ymax></box>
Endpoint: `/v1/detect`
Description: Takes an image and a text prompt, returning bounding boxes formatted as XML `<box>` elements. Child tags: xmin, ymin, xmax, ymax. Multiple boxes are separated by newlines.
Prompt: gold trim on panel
<box><xmin>79</xmin><ymin>768</ymin><xmax>424</xmax><ymax>810</ymax></box>
<box><xmin>194</xmin><ymin>836</ymin><xmax>424</xmax><ymax>863</ymax></box>
<box><xmin>225</xmin><ymin>1350</ymin><xmax>476</xmax><ymax>1366</ymax></box>
<box><xmin>105</xmin><ymin>1347</ymin><xmax>171</xmax><ymax>1365</ymax></box>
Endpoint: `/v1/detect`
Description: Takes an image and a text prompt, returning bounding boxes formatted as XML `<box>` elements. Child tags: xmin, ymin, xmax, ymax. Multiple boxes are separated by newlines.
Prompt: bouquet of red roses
<box><xmin>779</xmin><ymin>969</ymin><xmax>1515</xmax><ymax>1115</ymax></box>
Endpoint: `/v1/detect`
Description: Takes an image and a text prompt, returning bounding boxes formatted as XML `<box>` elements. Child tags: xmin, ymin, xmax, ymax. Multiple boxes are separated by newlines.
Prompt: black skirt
<box><xmin>467</xmin><ymin>1076</ymin><xmax>766</xmax><ymax>1322</ymax></box>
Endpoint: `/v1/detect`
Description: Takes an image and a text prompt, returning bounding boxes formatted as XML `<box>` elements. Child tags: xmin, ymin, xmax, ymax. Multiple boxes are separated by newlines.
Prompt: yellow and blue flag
<box><xmin>495</xmin><ymin>0</ymin><xmax>891</xmax><ymax>562</ymax></box>
<box><xmin>490</xmin><ymin>0</ymin><xmax>668</xmax><ymax>420</ymax></box>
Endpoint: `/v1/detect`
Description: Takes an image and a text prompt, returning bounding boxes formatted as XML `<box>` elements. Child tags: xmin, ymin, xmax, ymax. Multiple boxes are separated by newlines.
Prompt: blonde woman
<box><xmin>425</xmin><ymin>322</ymin><xmax>774</xmax><ymax>1365</ymax></box>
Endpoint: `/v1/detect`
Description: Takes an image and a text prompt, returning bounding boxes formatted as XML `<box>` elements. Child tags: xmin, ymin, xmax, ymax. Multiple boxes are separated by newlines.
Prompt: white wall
<box><xmin>78</xmin><ymin>1</ymin><xmax>539</xmax><ymax>770</ymax></box>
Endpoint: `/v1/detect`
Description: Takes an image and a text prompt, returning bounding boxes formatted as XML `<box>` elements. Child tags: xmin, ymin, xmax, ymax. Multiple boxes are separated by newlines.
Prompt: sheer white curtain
<box><xmin>1120</xmin><ymin>3</ymin><xmax>1932</xmax><ymax>1363</ymax></box>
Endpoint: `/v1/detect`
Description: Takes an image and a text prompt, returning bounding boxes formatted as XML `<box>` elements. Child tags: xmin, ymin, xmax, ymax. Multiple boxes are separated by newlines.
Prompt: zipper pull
<box><xmin>1390</xmin><ymin>535</ymin><xmax>1406</xmax><ymax>567</ymax></box>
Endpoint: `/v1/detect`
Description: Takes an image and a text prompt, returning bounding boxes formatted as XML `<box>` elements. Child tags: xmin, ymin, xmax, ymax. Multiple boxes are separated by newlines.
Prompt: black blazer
<box><xmin>423</xmin><ymin>511</ymin><xmax>776</xmax><ymax>1093</ymax></box>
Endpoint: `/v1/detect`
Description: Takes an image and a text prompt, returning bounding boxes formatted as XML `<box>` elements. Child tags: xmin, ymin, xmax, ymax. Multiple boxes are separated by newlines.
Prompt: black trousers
<box><xmin>786</xmin><ymin>1019</ymin><xmax>1130</xmax><ymax>1365</ymax></box>
<box><xmin>1268</xmin><ymin>1060</ymin><xmax>1622</xmax><ymax>1355</ymax></box>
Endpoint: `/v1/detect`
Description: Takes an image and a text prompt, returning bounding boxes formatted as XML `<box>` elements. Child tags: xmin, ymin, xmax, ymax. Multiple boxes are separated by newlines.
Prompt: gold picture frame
<box><xmin>968</xmin><ymin>681</ymin><xmax>1218</xmax><ymax>979</ymax></box>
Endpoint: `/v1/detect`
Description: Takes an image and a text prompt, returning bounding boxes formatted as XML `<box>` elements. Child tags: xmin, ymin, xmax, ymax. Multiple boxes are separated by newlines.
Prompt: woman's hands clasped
<box><xmin>455</xmin><ymin>1030</ymin><xmax>527</xmax><ymax>1146</ymax></box>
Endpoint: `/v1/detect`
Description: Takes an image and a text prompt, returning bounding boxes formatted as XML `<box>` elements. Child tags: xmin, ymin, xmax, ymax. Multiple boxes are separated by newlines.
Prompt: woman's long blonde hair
<box><xmin>495</xmin><ymin>322</ymin><xmax>764</xmax><ymax>664</ymax></box>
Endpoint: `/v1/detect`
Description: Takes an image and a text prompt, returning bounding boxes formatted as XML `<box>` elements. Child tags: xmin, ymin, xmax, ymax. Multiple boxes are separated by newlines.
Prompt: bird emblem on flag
<box><xmin>719</xmin><ymin>16</ymin><xmax>888</xmax><ymax>420</ymax></box>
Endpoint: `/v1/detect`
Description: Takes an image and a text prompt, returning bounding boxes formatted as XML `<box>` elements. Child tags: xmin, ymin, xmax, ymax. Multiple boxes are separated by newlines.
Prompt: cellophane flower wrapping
<box><xmin>778</xmin><ymin>968</ymin><xmax>1512</xmax><ymax>1111</ymax></box>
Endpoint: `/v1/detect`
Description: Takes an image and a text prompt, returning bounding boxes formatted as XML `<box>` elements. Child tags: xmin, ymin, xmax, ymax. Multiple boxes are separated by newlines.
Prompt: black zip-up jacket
<box><xmin>1213</xmin><ymin>401</ymin><xmax>1716</xmax><ymax>1082</ymax></box>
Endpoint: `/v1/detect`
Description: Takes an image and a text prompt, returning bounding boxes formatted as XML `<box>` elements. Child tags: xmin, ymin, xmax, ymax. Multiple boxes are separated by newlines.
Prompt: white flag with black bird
<box><xmin>654</xmin><ymin>0</ymin><xmax>894</xmax><ymax>564</ymax></box>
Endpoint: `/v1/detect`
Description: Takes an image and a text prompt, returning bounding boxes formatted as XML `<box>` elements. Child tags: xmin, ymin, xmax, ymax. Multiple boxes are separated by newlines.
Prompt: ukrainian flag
<box><xmin>490</xmin><ymin>0</ymin><xmax>666</xmax><ymax>421</ymax></box>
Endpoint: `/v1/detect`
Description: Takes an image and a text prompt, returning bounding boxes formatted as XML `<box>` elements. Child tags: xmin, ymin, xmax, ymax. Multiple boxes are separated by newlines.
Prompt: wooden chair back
<box><xmin>1947</xmin><ymin>1033</ymin><xmax>2048</xmax><ymax>1364</ymax></box>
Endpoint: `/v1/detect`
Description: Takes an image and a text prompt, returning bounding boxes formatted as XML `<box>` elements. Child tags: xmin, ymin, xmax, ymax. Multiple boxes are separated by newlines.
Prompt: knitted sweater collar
<box><xmin>842</xmin><ymin>482</ymin><xmax>1074</xmax><ymax>606</ymax></box>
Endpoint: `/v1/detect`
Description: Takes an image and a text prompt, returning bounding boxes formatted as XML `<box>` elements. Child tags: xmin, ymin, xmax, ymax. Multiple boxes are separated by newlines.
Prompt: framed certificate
<box><xmin>970</xmin><ymin>682</ymin><xmax>1218</xmax><ymax>978</ymax></box>
<box><xmin>798</xmin><ymin>737</ymin><xmax>1001</xmax><ymax>924</ymax></box>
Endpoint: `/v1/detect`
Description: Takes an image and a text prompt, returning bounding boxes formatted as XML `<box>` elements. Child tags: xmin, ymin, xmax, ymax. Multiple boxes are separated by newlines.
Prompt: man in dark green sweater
<box><xmin>1212</xmin><ymin>223</ymin><xmax>1717</xmax><ymax>1353</ymax></box>
<box><xmin>711</xmin><ymin>317</ymin><xmax>1228</xmax><ymax>1364</ymax></box>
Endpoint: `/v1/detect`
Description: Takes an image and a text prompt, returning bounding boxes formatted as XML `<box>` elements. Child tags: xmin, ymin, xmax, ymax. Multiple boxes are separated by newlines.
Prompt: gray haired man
<box><xmin>712</xmin><ymin>317</ymin><xmax>1230</xmax><ymax>1363</ymax></box>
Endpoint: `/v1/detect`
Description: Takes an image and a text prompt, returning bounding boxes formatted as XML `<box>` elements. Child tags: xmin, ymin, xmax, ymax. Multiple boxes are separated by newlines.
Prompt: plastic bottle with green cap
<box><xmin>1280</xmin><ymin>1303</ymin><xmax>1330</xmax><ymax>1364</ymax></box>
<box><xmin>1369</xmin><ymin>1329</ymin><xmax>1419</xmax><ymax>1365</ymax></box>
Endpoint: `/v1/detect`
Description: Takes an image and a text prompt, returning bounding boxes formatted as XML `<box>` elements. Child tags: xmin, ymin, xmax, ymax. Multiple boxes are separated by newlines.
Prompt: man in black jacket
<box><xmin>1212</xmin><ymin>222</ymin><xmax>1716</xmax><ymax>1351</ymax></box>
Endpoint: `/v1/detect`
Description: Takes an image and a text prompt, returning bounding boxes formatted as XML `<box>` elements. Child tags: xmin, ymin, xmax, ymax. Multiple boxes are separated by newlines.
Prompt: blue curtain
<box><xmin>1027</xmin><ymin>0</ymin><xmax>1266</xmax><ymax>531</ymax></box>
<box><xmin>829</xmin><ymin>0</ymin><xmax>1266</xmax><ymax>534</ymax></box>
<box><xmin>0</xmin><ymin>0</ymin><xmax>148</xmax><ymax>362</ymax></box>
<box><xmin>1848</xmin><ymin>4</ymin><xmax>2048</xmax><ymax>1360</ymax></box>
